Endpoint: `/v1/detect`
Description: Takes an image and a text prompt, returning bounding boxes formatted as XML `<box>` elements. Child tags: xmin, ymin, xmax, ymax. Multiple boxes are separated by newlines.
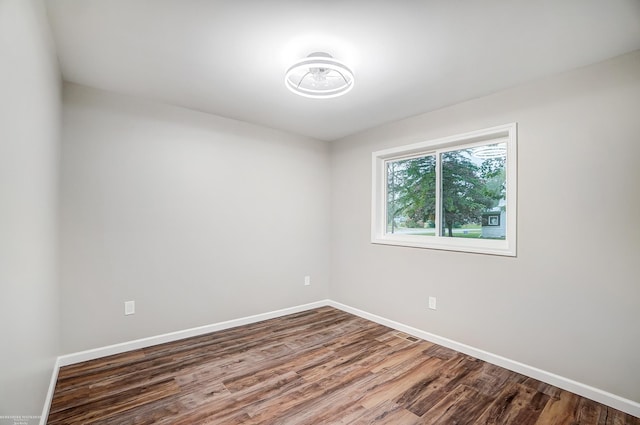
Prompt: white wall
<box><xmin>0</xmin><ymin>0</ymin><xmax>61</xmax><ymax>421</ymax></box>
<box><xmin>60</xmin><ymin>84</ymin><xmax>331</xmax><ymax>353</ymax></box>
<box><xmin>330</xmin><ymin>51</ymin><xmax>640</xmax><ymax>403</ymax></box>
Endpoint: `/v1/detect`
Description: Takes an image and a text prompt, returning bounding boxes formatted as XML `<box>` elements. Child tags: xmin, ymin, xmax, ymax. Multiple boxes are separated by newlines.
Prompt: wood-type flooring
<box><xmin>48</xmin><ymin>307</ymin><xmax>640</xmax><ymax>424</ymax></box>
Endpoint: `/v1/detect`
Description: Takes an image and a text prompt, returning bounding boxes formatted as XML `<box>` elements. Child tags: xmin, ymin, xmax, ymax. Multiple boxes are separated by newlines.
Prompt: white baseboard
<box><xmin>42</xmin><ymin>299</ymin><xmax>639</xmax><ymax>420</ymax></box>
<box><xmin>39</xmin><ymin>357</ymin><xmax>60</xmax><ymax>425</ymax></box>
<box><xmin>327</xmin><ymin>300</ymin><xmax>640</xmax><ymax>418</ymax></box>
<box><xmin>57</xmin><ymin>300</ymin><xmax>329</xmax><ymax>367</ymax></box>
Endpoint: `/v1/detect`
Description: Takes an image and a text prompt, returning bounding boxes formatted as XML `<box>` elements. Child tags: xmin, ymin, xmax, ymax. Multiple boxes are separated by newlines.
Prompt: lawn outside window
<box><xmin>371</xmin><ymin>123</ymin><xmax>517</xmax><ymax>256</ymax></box>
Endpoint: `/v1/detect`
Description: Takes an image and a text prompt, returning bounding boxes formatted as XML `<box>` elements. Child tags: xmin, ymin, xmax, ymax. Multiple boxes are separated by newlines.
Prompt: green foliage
<box><xmin>441</xmin><ymin>149</ymin><xmax>495</xmax><ymax>236</ymax></box>
<box><xmin>386</xmin><ymin>147</ymin><xmax>505</xmax><ymax>236</ymax></box>
<box><xmin>480</xmin><ymin>156</ymin><xmax>506</xmax><ymax>206</ymax></box>
<box><xmin>387</xmin><ymin>155</ymin><xmax>436</xmax><ymax>232</ymax></box>
<box><xmin>405</xmin><ymin>218</ymin><xmax>422</xmax><ymax>228</ymax></box>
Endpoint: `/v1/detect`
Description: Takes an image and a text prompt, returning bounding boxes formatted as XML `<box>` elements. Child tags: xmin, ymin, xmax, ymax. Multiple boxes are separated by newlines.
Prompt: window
<box><xmin>372</xmin><ymin>123</ymin><xmax>517</xmax><ymax>256</ymax></box>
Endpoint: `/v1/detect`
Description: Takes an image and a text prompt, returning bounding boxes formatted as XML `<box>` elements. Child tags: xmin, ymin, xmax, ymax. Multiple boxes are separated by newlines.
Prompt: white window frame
<box><xmin>371</xmin><ymin>123</ymin><xmax>517</xmax><ymax>257</ymax></box>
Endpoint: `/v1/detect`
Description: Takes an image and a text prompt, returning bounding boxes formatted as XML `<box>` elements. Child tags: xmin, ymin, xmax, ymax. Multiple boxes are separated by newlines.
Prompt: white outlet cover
<box><xmin>304</xmin><ymin>276</ymin><xmax>311</xmax><ymax>286</ymax></box>
<box><xmin>124</xmin><ymin>300</ymin><xmax>135</xmax><ymax>315</ymax></box>
<box><xmin>428</xmin><ymin>297</ymin><xmax>437</xmax><ymax>310</ymax></box>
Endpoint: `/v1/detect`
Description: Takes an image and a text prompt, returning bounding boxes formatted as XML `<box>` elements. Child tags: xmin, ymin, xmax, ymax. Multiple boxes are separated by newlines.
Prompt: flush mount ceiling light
<box><xmin>285</xmin><ymin>52</ymin><xmax>354</xmax><ymax>99</ymax></box>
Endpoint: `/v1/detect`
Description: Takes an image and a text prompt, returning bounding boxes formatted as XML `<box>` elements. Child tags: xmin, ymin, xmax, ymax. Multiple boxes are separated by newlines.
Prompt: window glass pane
<box><xmin>386</xmin><ymin>154</ymin><xmax>436</xmax><ymax>236</ymax></box>
<box><xmin>440</xmin><ymin>143</ymin><xmax>506</xmax><ymax>239</ymax></box>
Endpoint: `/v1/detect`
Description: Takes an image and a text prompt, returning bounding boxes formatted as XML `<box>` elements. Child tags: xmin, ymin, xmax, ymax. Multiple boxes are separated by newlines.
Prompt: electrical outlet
<box><xmin>124</xmin><ymin>300</ymin><xmax>135</xmax><ymax>315</ymax></box>
<box><xmin>304</xmin><ymin>276</ymin><xmax>311</xmax><ymax>286</ymax></box>
<box><xmin>428</xmin><ymin>297</ymin><xmax>437</xmax><ymax>310</ymax></box>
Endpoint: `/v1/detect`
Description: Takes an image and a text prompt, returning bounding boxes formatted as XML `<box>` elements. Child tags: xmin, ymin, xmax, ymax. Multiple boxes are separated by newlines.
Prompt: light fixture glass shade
<box><xmin>472</xmin><ymin>143</ymin><xmax>507</xmax><ymax>159</ymax></box>
<box><xmin>285</xmin><ymin>52</ymin><xmax>354</xmax><ymax>98</ymax></box>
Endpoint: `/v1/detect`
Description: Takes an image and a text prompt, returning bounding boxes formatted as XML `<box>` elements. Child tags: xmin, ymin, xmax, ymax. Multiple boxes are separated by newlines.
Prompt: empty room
<box><xmin>1</xmin><ymin>0</ymin><xmax>639</xmax><ymax>424</ymax></box>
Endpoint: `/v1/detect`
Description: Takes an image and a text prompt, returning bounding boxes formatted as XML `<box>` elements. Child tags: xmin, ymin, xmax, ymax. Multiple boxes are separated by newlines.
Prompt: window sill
<box><xmin>371</xmin><ymin>234</ymin><xmax>516</xmax><ymax>257</ymax></box>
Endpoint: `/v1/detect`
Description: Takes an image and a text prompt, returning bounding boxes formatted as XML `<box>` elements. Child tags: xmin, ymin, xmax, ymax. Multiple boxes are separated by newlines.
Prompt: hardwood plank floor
<box><xmin>48</xmin><ymin>307</ymin><xmax>639</xmax><ymax>424</ymax></box>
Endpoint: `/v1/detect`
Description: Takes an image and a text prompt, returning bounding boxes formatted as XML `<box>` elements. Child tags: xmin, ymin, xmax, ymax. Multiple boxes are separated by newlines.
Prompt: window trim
<box><xmin>371</xmin><ymin>123</ymin><xmax>517</xmax><ymax>257</ymax></box>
